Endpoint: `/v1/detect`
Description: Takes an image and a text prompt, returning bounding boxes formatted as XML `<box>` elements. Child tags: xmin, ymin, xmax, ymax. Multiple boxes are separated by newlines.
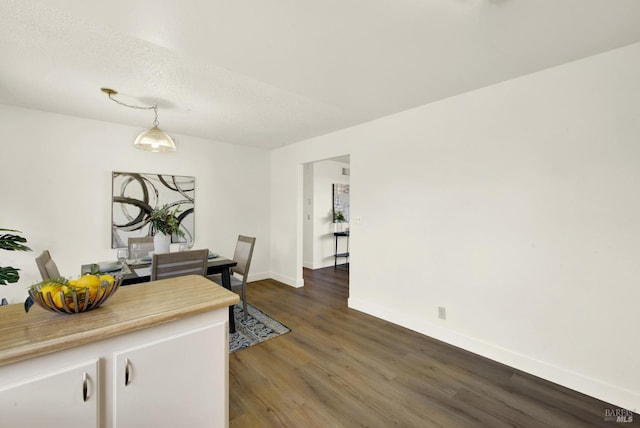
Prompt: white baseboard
<box><xmin>348</xmin><ymin>297</ymin><xmax>640</xmax><ymax>412</ymax></box>
<box><xmin>303</xmin><ymin>260</ymin><xmax>335</xmax><ymax>270</ymax></box>
<box><xmin>247</xmin><ymin>271</ymin><xmax>270</xmax><ymax>283</ymax></box>
<box><xmin>270</xmin><ymin>271</ymin><xmax>304</xmax><ymax>288</ymax></box>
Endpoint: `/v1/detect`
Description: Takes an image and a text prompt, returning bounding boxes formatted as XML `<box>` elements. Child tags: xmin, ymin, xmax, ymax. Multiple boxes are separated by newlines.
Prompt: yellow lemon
<box><xmin>81</xmin><ymin>284</ymin><xmax>99</xmax><ymax>302</ymax></box>
<box><xmin>99</xmin><ymin>274</ymin><xmax>115</xmax><ymax>286</ymax></box>
<box><xmin>77</xmin><ymin>274</ymin><xmax>101</xmax><ymax>288</ymax></box>
<box><xmin>38</xmin><ymin>283</ymin><xmax>61</xmax><ymax>305</ymax></box>
<box><xmin>65</xmin><ymin>287</ymin><xmax>88</xmax><ymax>310</ymax></box>
<box><xmin>51</xmin><ymin>291</ymin><xmax>65</xmax><ymax>309</ymax></box>
<box><xmin>39</xmin><ymin>283</ymin><xmax>60</xmax><ymax>296</ymax></box>
<box><xmin>97</xmin><ymin>287</ymin><xmax>107</xmax><ymax>299</ymax></box>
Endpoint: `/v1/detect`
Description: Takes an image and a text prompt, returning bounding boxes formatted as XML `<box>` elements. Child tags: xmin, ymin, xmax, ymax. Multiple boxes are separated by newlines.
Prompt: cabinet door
<box><xmin>113</xmin><ymin>323</ymin><xmax>227</xmax><ymax>428</ymax></box>
<box><xmin>0</xmin><ymin>358</ymin><xmax>99</xmax><ymax>428</ymax></box>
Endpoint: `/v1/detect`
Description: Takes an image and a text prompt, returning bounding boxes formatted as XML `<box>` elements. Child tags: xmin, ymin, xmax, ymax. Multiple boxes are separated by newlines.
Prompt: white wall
<box><xmin>270</xmin><ymin>42</ymin><xmax>640</xmax><ymax>410</ymax></box>
<box><xmin>0</xmin><ymin>105</ymin><xmax>271</xmax><ymax>303</ymax></box>
<box><xmin>302</xmin><ymin>163</ymin><xmax>314</xmax><ymax>268</ymax></box>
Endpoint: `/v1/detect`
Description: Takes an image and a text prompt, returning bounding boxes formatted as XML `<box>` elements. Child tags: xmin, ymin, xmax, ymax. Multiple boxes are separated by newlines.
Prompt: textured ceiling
<box><xmin>2</xmin><ymin>0</ymin><xmax>640</xmax><ymax>149</ymax></box>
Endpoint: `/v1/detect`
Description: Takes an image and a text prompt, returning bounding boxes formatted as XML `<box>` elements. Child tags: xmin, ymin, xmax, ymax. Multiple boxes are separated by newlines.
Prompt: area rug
<box><xmin>229</xmin><ymin>302</ymin><xmax>290</xmax><ymax>353</ymax></box>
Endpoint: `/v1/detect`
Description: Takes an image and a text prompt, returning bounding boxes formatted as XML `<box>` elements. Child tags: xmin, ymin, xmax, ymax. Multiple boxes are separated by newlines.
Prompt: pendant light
<box><xmin>101</xmin><ymin>88</ymin><xmax>176</xmax><ymax>152</ymax></box>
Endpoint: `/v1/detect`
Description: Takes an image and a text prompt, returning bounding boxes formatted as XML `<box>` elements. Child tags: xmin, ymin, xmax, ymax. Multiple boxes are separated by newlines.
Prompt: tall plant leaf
<box><xmin>0</xmin><ymin>266</ymin><xmax>20</xmax><ymax>285</ymax></box>
<box><xmin>0</xmin><ymin>229</ymin><xmax>31</xmax><ymax>252</ymax></box>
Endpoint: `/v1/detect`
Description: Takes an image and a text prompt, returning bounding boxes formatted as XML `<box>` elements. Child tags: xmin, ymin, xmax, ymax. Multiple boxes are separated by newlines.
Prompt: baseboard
<box><xmin>348</xmin><ymin>297</ymin><xmax>640</xmax><ymax>412</ymax></box>
<box><xmin>304</xmin><ymin>260</ymin><xmax>335</xmax><ymax>270</ymax></box>
<box><xmin>247</xmin><ymin>272</ymin><xmax>271</xmax><ymax>284</ymax></box>
<box><xmin>270</xmin><ymin>271</ymin><xmax>304</xmax><ymax>288</ymax></box>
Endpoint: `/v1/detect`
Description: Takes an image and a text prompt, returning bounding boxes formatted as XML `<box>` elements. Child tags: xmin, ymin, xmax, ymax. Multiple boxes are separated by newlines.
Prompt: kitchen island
<box><xmin>0</xmin><ymin>274</ymin><xmax>239</xmax><ymax>428</ymax></box>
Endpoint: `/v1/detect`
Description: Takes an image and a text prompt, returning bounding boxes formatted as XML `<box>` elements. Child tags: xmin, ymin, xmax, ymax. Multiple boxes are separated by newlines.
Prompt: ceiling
<box><xmin>2</xmin><ymin>0</ymin><xmax>640</xmax><ymax>150</ymax></box>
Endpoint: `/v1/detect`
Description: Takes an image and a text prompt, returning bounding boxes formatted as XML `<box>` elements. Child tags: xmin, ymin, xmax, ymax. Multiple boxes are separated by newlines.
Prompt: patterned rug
<box><xmin>229</xmin><ymin>302</ymin><xmax>290</xmax><ymax>353</ymax></box>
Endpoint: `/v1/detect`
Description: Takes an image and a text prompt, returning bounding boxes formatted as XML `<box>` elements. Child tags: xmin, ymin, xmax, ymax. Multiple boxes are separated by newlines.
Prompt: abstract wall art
<box><xmin>111</xmin><ymin>171</ymin><xmax>195</xmax><ymax>248</ymax></box>
<box><xmin>332</xmin><ymin>183</ymin><xmax>350</xmax><ymax>222</ymax></box>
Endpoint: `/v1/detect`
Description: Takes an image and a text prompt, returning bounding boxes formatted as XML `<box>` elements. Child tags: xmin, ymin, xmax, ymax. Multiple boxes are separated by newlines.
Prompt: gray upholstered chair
<box><xmin>35</xmin><ymin>250</ymin><xmax>61</xmax><ymax>281</ymax></box>
<box><xmin>209</xmin><ymin>235</ymin><xmax>255</xmax><ymax>319</ymax></box>
<box><xmin>128</xmin><ymin>236</ymin><xmax>155</xmax><ymax>260</ymax></box>
<box><xmin>150</xmin><ymin>248</ymin><xmax>209</xmax><ymax>281</ymax></box>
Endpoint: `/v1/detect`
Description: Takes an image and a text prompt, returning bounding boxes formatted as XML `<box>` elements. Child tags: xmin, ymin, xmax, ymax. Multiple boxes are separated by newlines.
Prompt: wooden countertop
<box><xmin>0</xmin><ymin>275</ymin><xmax>239</xmax><ymax>366</ymax></box>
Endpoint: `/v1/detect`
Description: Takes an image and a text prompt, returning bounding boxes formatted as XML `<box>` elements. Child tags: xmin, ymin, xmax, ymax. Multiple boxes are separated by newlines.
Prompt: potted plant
<box><xmin>147</xmin><ymin>205</ymin><xmax>185</xmax><ymax>253</ymax></box>
<box><xmin>333</xmin><ymin>211</ymin><xmax>348</xmax><ymax>233</ymax></box>
<box><xmin>1</xmin><ymin>228</ymin><xmax>31</xmax><ymax>289</ymax></box>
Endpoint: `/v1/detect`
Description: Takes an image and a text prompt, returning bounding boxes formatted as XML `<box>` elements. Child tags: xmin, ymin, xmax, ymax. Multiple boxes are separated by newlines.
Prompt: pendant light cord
<box><xmin>106</xmin><ymin>92</ymin><xmax>160</xmax><ymax>127</ymax></box>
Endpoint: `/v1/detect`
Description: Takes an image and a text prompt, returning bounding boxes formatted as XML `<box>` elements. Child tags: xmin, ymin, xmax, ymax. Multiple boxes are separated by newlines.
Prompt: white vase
<box><xmin>153</xmin><ymin>233</ymin><xmax>171</xmax><ymax>254</ymax></box>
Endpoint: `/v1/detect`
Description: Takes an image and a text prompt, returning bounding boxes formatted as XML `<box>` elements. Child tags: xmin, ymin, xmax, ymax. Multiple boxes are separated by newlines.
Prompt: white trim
<box><xmin>246</xmin><ymin>272</ymin><xmax>271</xmax><ymax>283</ymax></box>
<box><xmin>270</xmin><ymin>272</ymin><xmax>304</xmax><ymax>288</ymax></box>
<box><xmin>348</xmin><ymin>297</ymin><xmax>640</xmax><ymax>412</ymax></box>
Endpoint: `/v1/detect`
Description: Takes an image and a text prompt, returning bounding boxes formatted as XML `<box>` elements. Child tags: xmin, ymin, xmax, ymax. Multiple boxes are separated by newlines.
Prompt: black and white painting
<box><xmin>333</xmin><ymin>183</ymin><xmax>350</xmax><ymax>222</ymax></box>
<box><xmin>111</xmin><ymin>171</ymin><xmax>195</xmax><ymax>248</ymax></box>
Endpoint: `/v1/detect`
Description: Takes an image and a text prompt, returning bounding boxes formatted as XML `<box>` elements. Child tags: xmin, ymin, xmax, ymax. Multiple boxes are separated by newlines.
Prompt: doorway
<box><xmin>302</xmin><ymin>156</ymin><xmax>351</xmax><ymax>274</ymax></box>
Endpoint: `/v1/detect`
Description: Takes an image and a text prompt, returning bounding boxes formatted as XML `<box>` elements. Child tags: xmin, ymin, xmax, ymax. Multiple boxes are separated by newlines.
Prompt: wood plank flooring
<box><xmin>229</xmin><ymin>267</ymin><xmax>638</xmax><ymax>427</ymax></box>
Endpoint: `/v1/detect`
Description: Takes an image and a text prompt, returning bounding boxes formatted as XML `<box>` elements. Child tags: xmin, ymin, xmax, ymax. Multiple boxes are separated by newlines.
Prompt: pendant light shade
<box><xmin>134</xmin><ymin>126</ymin><xmax>176</xmax><ymax>152</ymax></box>
<box><xmin>101</xmin><ymin>88</ymin><xmax>176</xmax><ymax>152</ymax></box>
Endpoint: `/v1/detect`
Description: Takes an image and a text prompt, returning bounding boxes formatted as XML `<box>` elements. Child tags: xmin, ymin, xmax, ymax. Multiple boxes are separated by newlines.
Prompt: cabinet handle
<box><xmin>125</xmin><ymin>358</ymin><xmax>131</xmax><ymax>386</ymax></box>
<box><xmin>82</xmin><ymin>372</ymin><xmax>89</xmax><ymax>402</ymax></box>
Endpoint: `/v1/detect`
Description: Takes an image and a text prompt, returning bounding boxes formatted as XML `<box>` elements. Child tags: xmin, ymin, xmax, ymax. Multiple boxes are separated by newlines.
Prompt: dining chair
<box><xmin>150</xmin><ymin>248</ymin><xmax>209</xmax><ymax>281</ymax></box>
<box><xmin>128</xmin><ymin>236</ymin><xmax>155</xmax><ymax>259</ymax></box>
<box><xmin>208</xmin><ymin>235</ymin><xmax>255</xmax><ymax>319</ymax></box>
<box><xmin>35</xmin><ymin>250</ymin><xmax>61</xmax><ymax>281</ymax></box>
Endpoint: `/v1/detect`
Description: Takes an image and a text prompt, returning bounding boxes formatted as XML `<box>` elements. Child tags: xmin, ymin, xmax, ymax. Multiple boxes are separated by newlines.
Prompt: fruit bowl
<box><xmin>27</xmin><ymin>274</ymin><xmax>122</xmax><ymax>314</ymax></box>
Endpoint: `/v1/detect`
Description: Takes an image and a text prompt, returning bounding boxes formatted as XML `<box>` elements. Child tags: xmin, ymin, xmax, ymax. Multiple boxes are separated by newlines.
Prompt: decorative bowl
<box><xmin>28</xmin><ymin>274</ymin><xmax>122</xmax><ymax>314</ymax></box>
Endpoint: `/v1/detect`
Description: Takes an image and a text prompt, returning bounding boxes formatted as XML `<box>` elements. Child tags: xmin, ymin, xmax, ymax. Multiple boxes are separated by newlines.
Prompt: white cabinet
<box><xmin>0</xmin><ymin>358</ymin><xmax>99</xmax><ymax>428</ymax></box>
<box><xmin>0</xmin><ymin>311</ymin><xmax>229</xmax><ymax>428</ymax></box>
<box><xmin>113</xmin><ymin>324</ymin><xmax>227</xmax><ymax>428</ymax></box>
<box><xmin>0</xmin><ymin>275</ymin><xmax>236</xmax><ymax>428</ymax></box>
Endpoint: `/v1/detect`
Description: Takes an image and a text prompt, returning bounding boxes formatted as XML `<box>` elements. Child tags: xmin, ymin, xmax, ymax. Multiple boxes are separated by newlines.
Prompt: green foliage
<box><xmin>0</xmin><ymin>229</ymin><xmax>31</xmax><ymax>285</ymax></box>
<box><xmin>0</xmin><ymin>266</ymin><xmax>20</xmax><ymax>285</ymax></box>
<box><xmin>148</xmin><ymin>205</ymin><xmax>185</xmax><ymax>237</ymax></box>
<box><xmin>334</xmin><ymin>211</ymin><xmax>346</xmax><ymax>222</ymax></box>
<box><xmin>0</xmin><ymin>229</ymin><xmax>31</xmax><ymax>252</ymax></box>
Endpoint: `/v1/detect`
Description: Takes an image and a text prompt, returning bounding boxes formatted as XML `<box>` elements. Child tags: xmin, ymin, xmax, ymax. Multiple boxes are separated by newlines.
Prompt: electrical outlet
<box><xmin>353</xmin><ymin>216</ymin><xmax>362</xmax><ymax>224</ymax></box>
<box><xmin>438</xmin><ymin>306</ymin><xmax>446</xmax><ymax>320</ymax></box>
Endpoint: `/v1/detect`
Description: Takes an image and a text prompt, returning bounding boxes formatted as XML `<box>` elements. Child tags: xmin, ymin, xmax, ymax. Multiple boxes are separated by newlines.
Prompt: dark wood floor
<box><xmin>229</xmin><ymin>267</ymin><xmax>637</xmax><ymax>427</ymax></box>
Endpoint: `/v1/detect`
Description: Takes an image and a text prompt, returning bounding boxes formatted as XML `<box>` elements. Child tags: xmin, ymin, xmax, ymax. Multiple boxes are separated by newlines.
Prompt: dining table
<box><xmin>81</xmin><ymin>254</ymin><xmax>239</xmax><ymax>332</ymax></box>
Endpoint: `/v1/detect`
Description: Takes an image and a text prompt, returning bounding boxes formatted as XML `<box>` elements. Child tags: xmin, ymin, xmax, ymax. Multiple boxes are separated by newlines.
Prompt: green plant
<box><xmin>334</xmin><ymin>211</ymin><xmax>346</xmax><ymax>222</ymax></box>
<box><xmin>0</xmin><ymin>228</ymin><xmax>31</xmax><ymax>285</ymax></box>
<box><xmin>148</xmin><ymin>205</ymin><xmax>185</xmax><ymax>237</ymax></box>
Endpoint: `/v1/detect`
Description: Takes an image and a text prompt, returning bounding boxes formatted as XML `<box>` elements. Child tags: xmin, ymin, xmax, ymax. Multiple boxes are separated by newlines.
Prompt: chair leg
<box><xmin>241</xmin><ymin>283</ymin><xmax>248</xmax><ymax>320</ymax></box>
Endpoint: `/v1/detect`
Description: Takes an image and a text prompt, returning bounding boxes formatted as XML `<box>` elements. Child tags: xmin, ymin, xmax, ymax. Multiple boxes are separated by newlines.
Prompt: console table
<box><xmin>334</xmin><ymin>231</ymin><xmax>350</xmax><ymax>269</ymax></box>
